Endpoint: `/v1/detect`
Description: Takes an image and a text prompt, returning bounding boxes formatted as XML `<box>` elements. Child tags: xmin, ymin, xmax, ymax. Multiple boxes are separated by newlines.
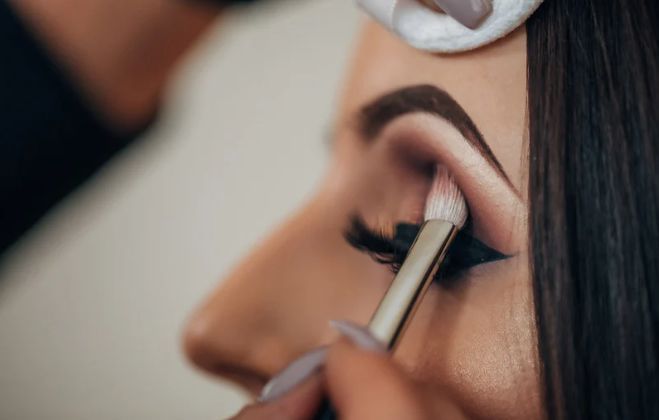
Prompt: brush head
<box><xmin>424</xmin><ymin>166</ymin><xmax>468</xmax><ymax>228</ymax></box>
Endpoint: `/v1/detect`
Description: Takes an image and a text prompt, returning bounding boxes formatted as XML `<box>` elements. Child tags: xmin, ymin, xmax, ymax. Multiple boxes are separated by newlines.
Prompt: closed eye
<box><xmin>344</xmin><ymin>215</ymin><xmax>509</xmax><ymax>284</ymax></box>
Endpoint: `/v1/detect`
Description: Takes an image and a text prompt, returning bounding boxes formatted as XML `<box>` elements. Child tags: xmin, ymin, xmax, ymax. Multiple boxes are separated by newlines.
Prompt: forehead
<box><xmin>336</xmin><ymin>23</ymin><xmax>528</xmax><ymax>194</ymax></box>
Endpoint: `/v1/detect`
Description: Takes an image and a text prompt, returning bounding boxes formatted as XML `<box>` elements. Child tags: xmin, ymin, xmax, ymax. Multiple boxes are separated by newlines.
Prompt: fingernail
<box><xmin>258</xmin><ymin>346</ymin><xmax>328</xmax><ymax>403</ymax></box>
<box><xmin>356</xmin><ymin>0</ymin><xmax>397</xmax><ymax>30</ymax></box>
<box><xmin>433</xmin><ymin>0</ymin><xmax>492</xmax><ymax>29</ymax></box>
<box><xmin>329</xmin><ymin>320</ymin><xmax>387</xmax><ymax>353</ymax></box>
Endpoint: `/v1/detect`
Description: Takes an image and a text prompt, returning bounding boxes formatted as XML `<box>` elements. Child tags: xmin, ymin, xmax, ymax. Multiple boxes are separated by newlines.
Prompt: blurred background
<box><xmin>0</xmin><ymin>1</ymin><xmax>359</xmax><ymax>418</ymax></box>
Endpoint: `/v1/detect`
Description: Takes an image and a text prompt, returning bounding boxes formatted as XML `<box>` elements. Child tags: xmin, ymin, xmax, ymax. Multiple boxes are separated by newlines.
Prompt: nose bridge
<box><xmin>183</xmin><ymin>196</ymin><xmax>388</xmax><ymax>384</ymax></box>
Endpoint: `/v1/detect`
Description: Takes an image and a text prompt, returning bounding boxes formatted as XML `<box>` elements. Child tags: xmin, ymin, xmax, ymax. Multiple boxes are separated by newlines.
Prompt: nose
<box><xmin>182</xmin><ymin>197</ymin><xmax>390</xmax><ymax>396</ymax></box>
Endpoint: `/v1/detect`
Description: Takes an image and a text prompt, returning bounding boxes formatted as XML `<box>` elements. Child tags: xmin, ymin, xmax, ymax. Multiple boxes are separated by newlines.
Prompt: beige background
<box><xmin>0</xmin><ymin>1</ymin><xmax>360</xmax><ymax>418</ymax></box>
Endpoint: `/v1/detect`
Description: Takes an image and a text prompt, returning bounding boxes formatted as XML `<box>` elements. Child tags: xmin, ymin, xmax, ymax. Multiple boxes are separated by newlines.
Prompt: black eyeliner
<box><xmin>345</xmin><ymin>215</ymin><xmax>509</xmax><ymax>282</ymax></box>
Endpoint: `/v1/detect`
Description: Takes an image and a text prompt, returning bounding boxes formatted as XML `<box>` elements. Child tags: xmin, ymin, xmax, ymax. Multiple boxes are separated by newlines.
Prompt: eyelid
<box><xmin>369</xmin><ymin>114</ymin><xmax>524</xmax><ymax>253</ymax></box>
<box><xmin>355</xmin><ymin>85</ymin><xmax>518</xmax><ymax>195</ymax></box>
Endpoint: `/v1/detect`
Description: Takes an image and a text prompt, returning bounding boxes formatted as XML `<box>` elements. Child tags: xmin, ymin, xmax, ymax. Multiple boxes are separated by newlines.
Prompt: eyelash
<box><xmin>344</xmin><ymin>215</ymin><xmax>508</xmax><ymax>284</ymax></box>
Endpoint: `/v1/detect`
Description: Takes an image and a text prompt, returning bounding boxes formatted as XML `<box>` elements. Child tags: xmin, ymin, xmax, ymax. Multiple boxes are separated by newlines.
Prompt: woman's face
<box><xmin>184</xmin><ymin>22</ymin><xmax>540</xmax><ymax>419</ymax></box>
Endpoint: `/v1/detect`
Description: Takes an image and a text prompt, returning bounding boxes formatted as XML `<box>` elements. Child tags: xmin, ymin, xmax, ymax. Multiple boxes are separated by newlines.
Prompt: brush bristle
<box><xmin>424</xmin><ymin>166</ymin><xmax>468</xmax><ymax>228</ymax></box>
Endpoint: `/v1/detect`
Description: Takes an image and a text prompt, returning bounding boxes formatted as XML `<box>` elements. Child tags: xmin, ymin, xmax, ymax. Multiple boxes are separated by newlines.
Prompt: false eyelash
<box><xmin>345</xmin><ymin>215</ymin><xmax>509</xmax><ymax>283</ymax></box>
<box><xmin>345</xmin><ymin>217</ymin><xmax>413</xmax><ymax>273</ymax></box>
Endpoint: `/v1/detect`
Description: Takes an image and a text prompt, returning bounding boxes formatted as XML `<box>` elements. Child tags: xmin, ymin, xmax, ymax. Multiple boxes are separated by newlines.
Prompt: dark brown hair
<box><xmin>527</xmin><ymin>1</ymin><xmax>659</xmax><ymax>418</ymax></box>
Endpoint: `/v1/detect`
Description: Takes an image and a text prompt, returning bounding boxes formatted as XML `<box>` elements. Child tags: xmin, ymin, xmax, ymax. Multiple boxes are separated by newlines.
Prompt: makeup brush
<box><xmin>314</xmin><ymin>166</ymin><xmax>467</xmax><ymax>419</ymax></box>
<box><xmin>368</xmin><ymin>165</ymin><xmax>467</xmax><ymax>349</ymax></box>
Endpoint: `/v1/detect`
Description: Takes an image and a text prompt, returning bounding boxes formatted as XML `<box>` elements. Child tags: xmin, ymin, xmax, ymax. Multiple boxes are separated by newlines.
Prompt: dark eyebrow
<box><xmin>357</xmin><ymin>84</ymin><xmax>517</xmax><ymax>194</ymax></box>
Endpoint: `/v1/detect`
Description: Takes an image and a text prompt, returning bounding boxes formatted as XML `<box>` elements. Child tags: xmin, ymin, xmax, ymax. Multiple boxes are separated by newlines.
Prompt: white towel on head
<box><xmin>357</xmin><ymin>0</ymin><xmax>544</xmax><ymax>53</ymax></box>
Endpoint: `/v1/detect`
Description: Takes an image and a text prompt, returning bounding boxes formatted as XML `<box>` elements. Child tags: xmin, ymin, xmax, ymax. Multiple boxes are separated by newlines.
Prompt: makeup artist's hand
<box><xmin>232</xmin><ymin>322</ymin><xmax>454</xmax><ymax>419</ymax></box>
<box><xmin>8</xmin><ymin>0</ymin><xmax>219</xmax><ymax>131</ymax></box>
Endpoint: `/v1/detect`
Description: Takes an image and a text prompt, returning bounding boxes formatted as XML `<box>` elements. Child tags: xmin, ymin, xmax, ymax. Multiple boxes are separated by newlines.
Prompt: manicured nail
<box><xmin>258</xmin><ymin>346</ymin><xmax>328</xmax><ymax>403</ymax></box>
<box><xmin>329</xmin><ymin>320</ymin><xmax>386</xmax><ymax>353</ymax></box>
<box><xmin>433</xmin><ymin>0</ymin><xmax>492</xmax><ymax>29</ymax></box>
<box><xmin>357</xmin><ymin>0</ymin><xmax>397</xmax><ymax>29</ymax></box>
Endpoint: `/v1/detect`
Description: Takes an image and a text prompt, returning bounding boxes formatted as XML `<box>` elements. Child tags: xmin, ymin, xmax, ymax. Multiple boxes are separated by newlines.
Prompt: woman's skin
<box><xmin>184</xmin><ymin>22</ymin><xmax>541</xmax><ymax>419</ymax></box>
<box><xmin>9</xmin><ymin>0</ymin><xmax>219</xmax><ymax>131</ymax></box>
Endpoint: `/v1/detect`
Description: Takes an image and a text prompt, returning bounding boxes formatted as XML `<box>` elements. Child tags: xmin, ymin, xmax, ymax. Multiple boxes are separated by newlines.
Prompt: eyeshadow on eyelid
<box><xmin>356</xmin><ymin>85</ymin><xmax>518</xmax><ymax>196</ymax></box>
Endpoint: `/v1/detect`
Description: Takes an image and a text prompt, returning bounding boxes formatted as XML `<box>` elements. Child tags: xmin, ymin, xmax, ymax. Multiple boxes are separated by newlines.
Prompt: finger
<box><xmin>430</xmin><ymin>0</ymin><xmax>492</xmax><ymax>29</ymax></box>
<box><xmin>230</xmin><ymin>374</ymin><xmax>322</xmax><ymax>420</ymax></box>
<box><xmin>324</xmin><ymin>339</ymin><xmax>427</xmax><ymax>420</ymax></box>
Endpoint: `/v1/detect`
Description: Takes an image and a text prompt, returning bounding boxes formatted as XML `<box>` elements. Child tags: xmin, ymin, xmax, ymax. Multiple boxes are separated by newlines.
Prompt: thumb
<box><xmin>323</xmin><ymin>321</ymin><xmax>427</xmax><ymax>420</ymax></box>
<box><xmin>230</xmin><ymin>374</ymin><xmax>323</xmax><ymax>420</ymax></box>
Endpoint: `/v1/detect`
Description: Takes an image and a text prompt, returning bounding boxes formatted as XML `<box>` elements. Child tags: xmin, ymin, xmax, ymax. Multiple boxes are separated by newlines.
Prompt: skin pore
<box><xmin>184</xmin><ymin>21</ymin><xmax>541</xmax><ymax>419</ymax></box>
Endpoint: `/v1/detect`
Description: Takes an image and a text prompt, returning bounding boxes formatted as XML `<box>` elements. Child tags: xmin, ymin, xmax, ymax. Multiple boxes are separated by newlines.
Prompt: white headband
<box><xmin>357</xmin><ymin>0</ymin><xmax>545</xmax><ymax>53</ymax></box>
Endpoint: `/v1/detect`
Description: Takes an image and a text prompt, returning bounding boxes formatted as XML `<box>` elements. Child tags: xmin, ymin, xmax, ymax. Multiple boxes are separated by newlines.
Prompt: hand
<box><xmin>8</xmin><ymin>0</ymin><xmax>218</xmax><ymax>131</ymax></box>
<box><xmin>232</xmin><ymin>322</ymin><xmax>456</xmax><ymax>419</ymax></box>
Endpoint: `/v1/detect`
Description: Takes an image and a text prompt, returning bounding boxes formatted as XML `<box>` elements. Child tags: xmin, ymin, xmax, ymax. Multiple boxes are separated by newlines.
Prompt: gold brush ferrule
<box><xmin>367</xmin><ymin>219</ymin><xmax>458</xmax><ymax>350</ymax></box>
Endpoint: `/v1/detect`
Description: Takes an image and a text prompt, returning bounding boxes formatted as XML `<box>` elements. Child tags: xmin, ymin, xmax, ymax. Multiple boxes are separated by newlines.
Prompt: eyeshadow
<box><xmin>345</xmin><ymin>216</ymin><xmax>508</xmax><ymax>283</ymax></box>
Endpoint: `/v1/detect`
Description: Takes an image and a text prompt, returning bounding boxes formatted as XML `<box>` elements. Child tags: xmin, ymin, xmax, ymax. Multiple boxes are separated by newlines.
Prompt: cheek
<box><xmin>392</xmin><ymin>258</ymin><xmax>541</xmax><ymax>419</ymax></box>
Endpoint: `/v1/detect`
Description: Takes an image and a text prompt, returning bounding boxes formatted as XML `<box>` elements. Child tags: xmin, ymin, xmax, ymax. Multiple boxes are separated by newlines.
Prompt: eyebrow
<box><xmin>357</xmin><ymin>84</ymin><xmax>517</xmax><ymax>193</ymax></box>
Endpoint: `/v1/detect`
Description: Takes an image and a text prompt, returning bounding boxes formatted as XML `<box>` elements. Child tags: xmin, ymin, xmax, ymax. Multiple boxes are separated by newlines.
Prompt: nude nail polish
<box><xmin>329</xmin><ymin>320</ymin><xmax>386</xmax><ymax>353</ymax></box>
<box><xmin>259</xmin><ymin>322</ymin><xmax>384</xmax><ymax>403</ymax></box>
<box><xmin>258</xmin><ymin>346</ymin><xmax>327</xmax><ymax>403</ymax></box>
<box><xmin>433</xmin><ymin>0</ymin><xmax>492</xmax><ymax>29</ymax></box>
